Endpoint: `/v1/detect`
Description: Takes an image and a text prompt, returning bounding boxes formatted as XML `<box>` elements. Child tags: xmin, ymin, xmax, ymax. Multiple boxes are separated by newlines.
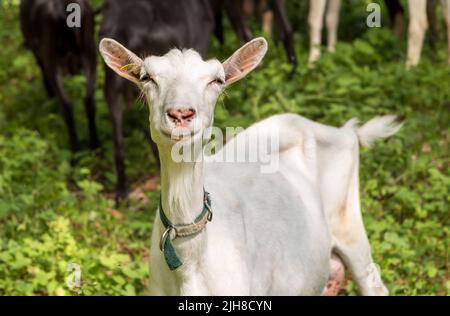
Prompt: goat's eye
<box><xmin>210</xmin><ymin>78</ymin><xmax>225</xmax><ymax>86</ymax></box>
<box><xmin>140</xmin><ymin>73</ymin><xmax>156</xmax><ymax>84</ymax></box>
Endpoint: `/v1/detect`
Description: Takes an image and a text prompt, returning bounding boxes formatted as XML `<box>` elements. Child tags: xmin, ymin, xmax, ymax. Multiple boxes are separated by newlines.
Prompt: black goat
<box><xmin>214</xmin><ymin>0</ymin><xmax>297</xmax><ymax>74</ymax></box>
<box><xmin>20</xmin><ymin>0</ymin><xmax>99</xmax><ymax>152</ymax></box>
<box><xmin>100</xmin><ymin>0</ymin><xmax>216</xmax><ymax>201</ymax></box>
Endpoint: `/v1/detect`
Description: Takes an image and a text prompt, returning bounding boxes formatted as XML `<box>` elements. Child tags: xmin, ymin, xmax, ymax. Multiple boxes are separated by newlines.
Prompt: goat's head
<box><xmin>99</xmin><ymin>38</ymin><xmax>268</xmax><ymax>148</ymax></box>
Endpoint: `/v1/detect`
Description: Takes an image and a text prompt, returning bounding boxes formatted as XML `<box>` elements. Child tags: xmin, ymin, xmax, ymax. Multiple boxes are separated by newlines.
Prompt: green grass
<box><xmin>0</xmin><ymin>0</ymin><xmax>449</xmax><ymax>295</ymax></box>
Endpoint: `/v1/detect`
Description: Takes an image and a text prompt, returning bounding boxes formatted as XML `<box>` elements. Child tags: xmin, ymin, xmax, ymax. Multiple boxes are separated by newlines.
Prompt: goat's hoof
<box><xmin>115</xmin><ymin>190</ymin><xmax>128</xmax><ymax>206</ymax></box>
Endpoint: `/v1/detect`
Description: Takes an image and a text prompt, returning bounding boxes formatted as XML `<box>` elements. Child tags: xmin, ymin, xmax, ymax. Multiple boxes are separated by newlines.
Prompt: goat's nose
<box><xmin>166</xmin><ymin>108</ymin><xmax>196</xmax><ymax>125</ymax></box>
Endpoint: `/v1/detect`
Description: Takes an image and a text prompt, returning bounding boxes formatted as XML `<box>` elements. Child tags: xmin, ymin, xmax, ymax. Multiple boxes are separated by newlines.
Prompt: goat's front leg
<box><xmin>407</xmin><ymin>0</ymin><xmax>428</xmax><ymax>66</ymax></box>
<box><xmin>308</xmin><ymin>0</ymin><xmax>327</xmax><ymax>65</ymax></box>
<box><xmin>105</xmin><ymin>80</ymin><xmax>127</xmax><ymax>202</ymax></box>
<box><xmin>442</xmin><ymin>0</ymin><xmax>450</xmax><ymax>64</ymax></box>
<box><xmin>326</xmin><ymin>0</ymin><xmax>341</xmax><ymax>53</ymax></box>
<box><xmin>225</xmin><ymin>0</ymin><xmax>253</xmax><ymax>43</ymax></box>
<box><xmin>45</xmin><ymin>64</ymin><xmax>80</xmax><ymax>152</ymax></box>
<box><xmin>261</xmin><ymin>1</ymin><xmax>274</xmax><ymax>37</ymax></box>
<box><xmin>385</xmin><ymin>0</ymin><xmax>405</xmax><ymax>38</ymax></box>
<box><xmin>83</xmin><ymin>53</ymin><xmax>100</xmax><ymax>149</ymax></box>
<box><xmin>111</xmin><ymin>104</ymin><xmax>126</xmax><ymax>202</ymax></box>
<box><xmin>272</xmin><ymin>0</ymin><xmax>297</xmax><ymax>74</ymax></box>
<box><xmin>35</xmin><ymin>54</ymin><xmax>54</xmax><ymax>98</ymax></box>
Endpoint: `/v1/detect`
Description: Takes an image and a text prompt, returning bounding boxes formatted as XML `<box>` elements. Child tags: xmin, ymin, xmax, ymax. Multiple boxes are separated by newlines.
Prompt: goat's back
<box><xmin>100</xmin><ymin>0</ymin><xmax>215</xmax><ymax>58</ymax></box>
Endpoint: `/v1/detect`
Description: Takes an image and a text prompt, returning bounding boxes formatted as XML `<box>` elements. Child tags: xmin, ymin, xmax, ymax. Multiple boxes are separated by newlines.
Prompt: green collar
<box><xmin>159</xmin><ymin>190</ymin><xmax>213</xmax><ymax>270</ymax></box>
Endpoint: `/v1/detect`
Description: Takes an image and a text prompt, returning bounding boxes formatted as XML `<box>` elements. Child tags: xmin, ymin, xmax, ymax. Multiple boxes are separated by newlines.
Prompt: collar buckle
<box><xmin>159</xmin><ymin>225</ymin><xmax>174</xmax><ymax>252</ymax></box>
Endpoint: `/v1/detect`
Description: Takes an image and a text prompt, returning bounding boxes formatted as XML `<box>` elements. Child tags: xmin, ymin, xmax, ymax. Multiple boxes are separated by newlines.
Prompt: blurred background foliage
<box><xmin>0</xmin><ymin>0</ymin><xmax>449</xmax><ymax>295</ymax></box>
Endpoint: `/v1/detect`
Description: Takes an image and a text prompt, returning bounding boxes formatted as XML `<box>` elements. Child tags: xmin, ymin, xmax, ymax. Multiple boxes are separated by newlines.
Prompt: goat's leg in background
<box><xmin>81</xmin><ymin>7</ymin><xmax>100</xmax><ymax>150</ymax></box>
<box><xmin>271</xmin><ymin>0</ymin><xmax>298</xmax><ymax>74</ymax></box>
<box><xmin>82</xmin><ymin>40</ymin><xmax>100</xmax><ymax>149</ymax></box>
<box><xmin>442</xmin><ymin>0</ymin><xmax>450</xmax><ymax>64</ymax></box>
<box><xmin>43</xmin><ymin>62</ymin><xmax>80</xmax><ymax>153</ymax></box>
<box><xmin>35</xmin><ymin>55</ymin><xmax>55</xmax><ymax>98</ymax></box>
<box><xmin>260</xmin><ymin>0</ymin><xmax>274</xmax><ymax>37</ymax></box>
<box><xmin>242</xmin><ymin>0</ymin><xmax>255</xmax><ymax>16</ymax></box>
<box><xmin>83</xmin><ymin>55</ymin><xmax>100</xmax><ymax>149</ymax></box>
<box><xmin>385</xmin><ymin>0</ymin><xmax>405</xmax><ymax>38</ymax></box>
<box><xmin>326</xmin><ymin>0</ymin><xmax>341</xmax><ymax>53</ymax></box>
<box><xmin>213</xmin><ymin>6</ymin><xmax>225</xmax><ymax>44</ymax></box>
<box><xmin>426</xmin><ymin>0</ymin><xmax>439</xmax><ymax>62</ymax></box>
<box><xmin>308</xmin><ymin>0</ymin><xmax>327</xmax><ymax>64</ymax></box>
<box><xmin>407</xmin><ymin>0</ymin><xmax>428</xmax><ymax>66</ymax></box>
<box><xmin>104</xmin><ymin>72</ymin><xmax>127</xmax><ymax>202</ymax></box>
<box><xmin>225</xmin><ymin>0</ymin><xmax>253</xmax><ymax>43</ymax></box>
<box><xmin>241</xmin><ymin>0</ymin><xmax>274</xmax><ymax>40</ymax></box>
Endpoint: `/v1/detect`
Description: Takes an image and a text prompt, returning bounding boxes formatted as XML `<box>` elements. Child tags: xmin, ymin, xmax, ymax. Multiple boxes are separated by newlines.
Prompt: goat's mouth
<box><xmin>161</xmin><ymin>127</ymin><xmax>201</xmax><ymax>142</ymax></box>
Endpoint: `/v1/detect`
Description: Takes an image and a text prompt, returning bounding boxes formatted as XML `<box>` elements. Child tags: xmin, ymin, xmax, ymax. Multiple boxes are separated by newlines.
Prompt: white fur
<box><xmin>149</xmin><ymin>112</ymin><xmax>400</xmax><ymax>295</ymax></box>
<box><xmin>308</xmin><ymin>0</ymin><xmax>341</xmax><ymax>65</ymax></box>
<box><xmin>346</xmin><ymin>115</ymin><xmax>403</xmax><ymax>148</ymax></box>
<box><xmin>407</xmin><ymin>0</ymin><xmax>450</xmax><ymax>66</ymax></box>
<box><xmin>444</xmin><ymin>0</ymin><xmax>450</xmax><ymax>64</ymax></box>
<box><xmin>407</xmin><ymin>0</ymin><xmax>428</xmax><ymax>66</ymax></box>
<box><xmin>99</xmin><ymin>38</ymin><xmax>401</xmax><ymax>296</ymax></box>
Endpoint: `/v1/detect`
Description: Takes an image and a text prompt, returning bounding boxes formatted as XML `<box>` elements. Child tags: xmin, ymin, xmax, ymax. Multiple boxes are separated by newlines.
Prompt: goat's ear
<box><xmin>99</xmin><ymin>38</ymin><xmax>143</xmax><ymax>84</ymax></box>
<box><xmin>222</xmin><ymin>37</ymin><xmax>268</xmax><ymax>86</ymax></box>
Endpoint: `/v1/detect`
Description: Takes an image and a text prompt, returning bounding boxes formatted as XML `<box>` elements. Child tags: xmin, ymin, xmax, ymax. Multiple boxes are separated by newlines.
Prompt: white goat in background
<box><xmin>308</xmin><ymin>0</ymin><xmax>450</xmax><ymax>66</ymax></box>
<box><xmin>407</xmin><ymin>0</ymin><xmax>450</xmax><ymax>65</ymax></box>
<box><xmin>99</xmin><ymin>37</ymin><xmax>401</xmax><ymax>295</ymax></box>
<box><xmin>308</xmin><ymin>0</ymin><xmax>341</xmax><ymax>64</ymax></box>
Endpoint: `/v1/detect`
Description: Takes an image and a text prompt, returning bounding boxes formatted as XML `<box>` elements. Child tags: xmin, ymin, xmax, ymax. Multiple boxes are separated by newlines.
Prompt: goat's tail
<box><xmin>344</xmin><ymin>115</ymin><xmax>403</xmax><ymax>148</ymax></box>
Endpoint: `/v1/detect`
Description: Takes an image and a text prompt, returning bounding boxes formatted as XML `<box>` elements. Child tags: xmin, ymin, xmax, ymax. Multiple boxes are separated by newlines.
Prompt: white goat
<box><xmin>99</xmin><ymin>37</ymin><xmax>401</xmax><ymax>295</ymax></box>
<box><xmin>308</xmin><ymin>0</ymin><xmax>450</xmax><ymax>66</ymax></box>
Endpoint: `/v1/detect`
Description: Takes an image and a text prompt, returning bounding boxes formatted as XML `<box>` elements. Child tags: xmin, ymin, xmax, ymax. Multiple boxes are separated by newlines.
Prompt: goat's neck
<box><xmin>159</xmin><ymin>148</ymin><xmax>205</xmax><ymax>225</ymax></box>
